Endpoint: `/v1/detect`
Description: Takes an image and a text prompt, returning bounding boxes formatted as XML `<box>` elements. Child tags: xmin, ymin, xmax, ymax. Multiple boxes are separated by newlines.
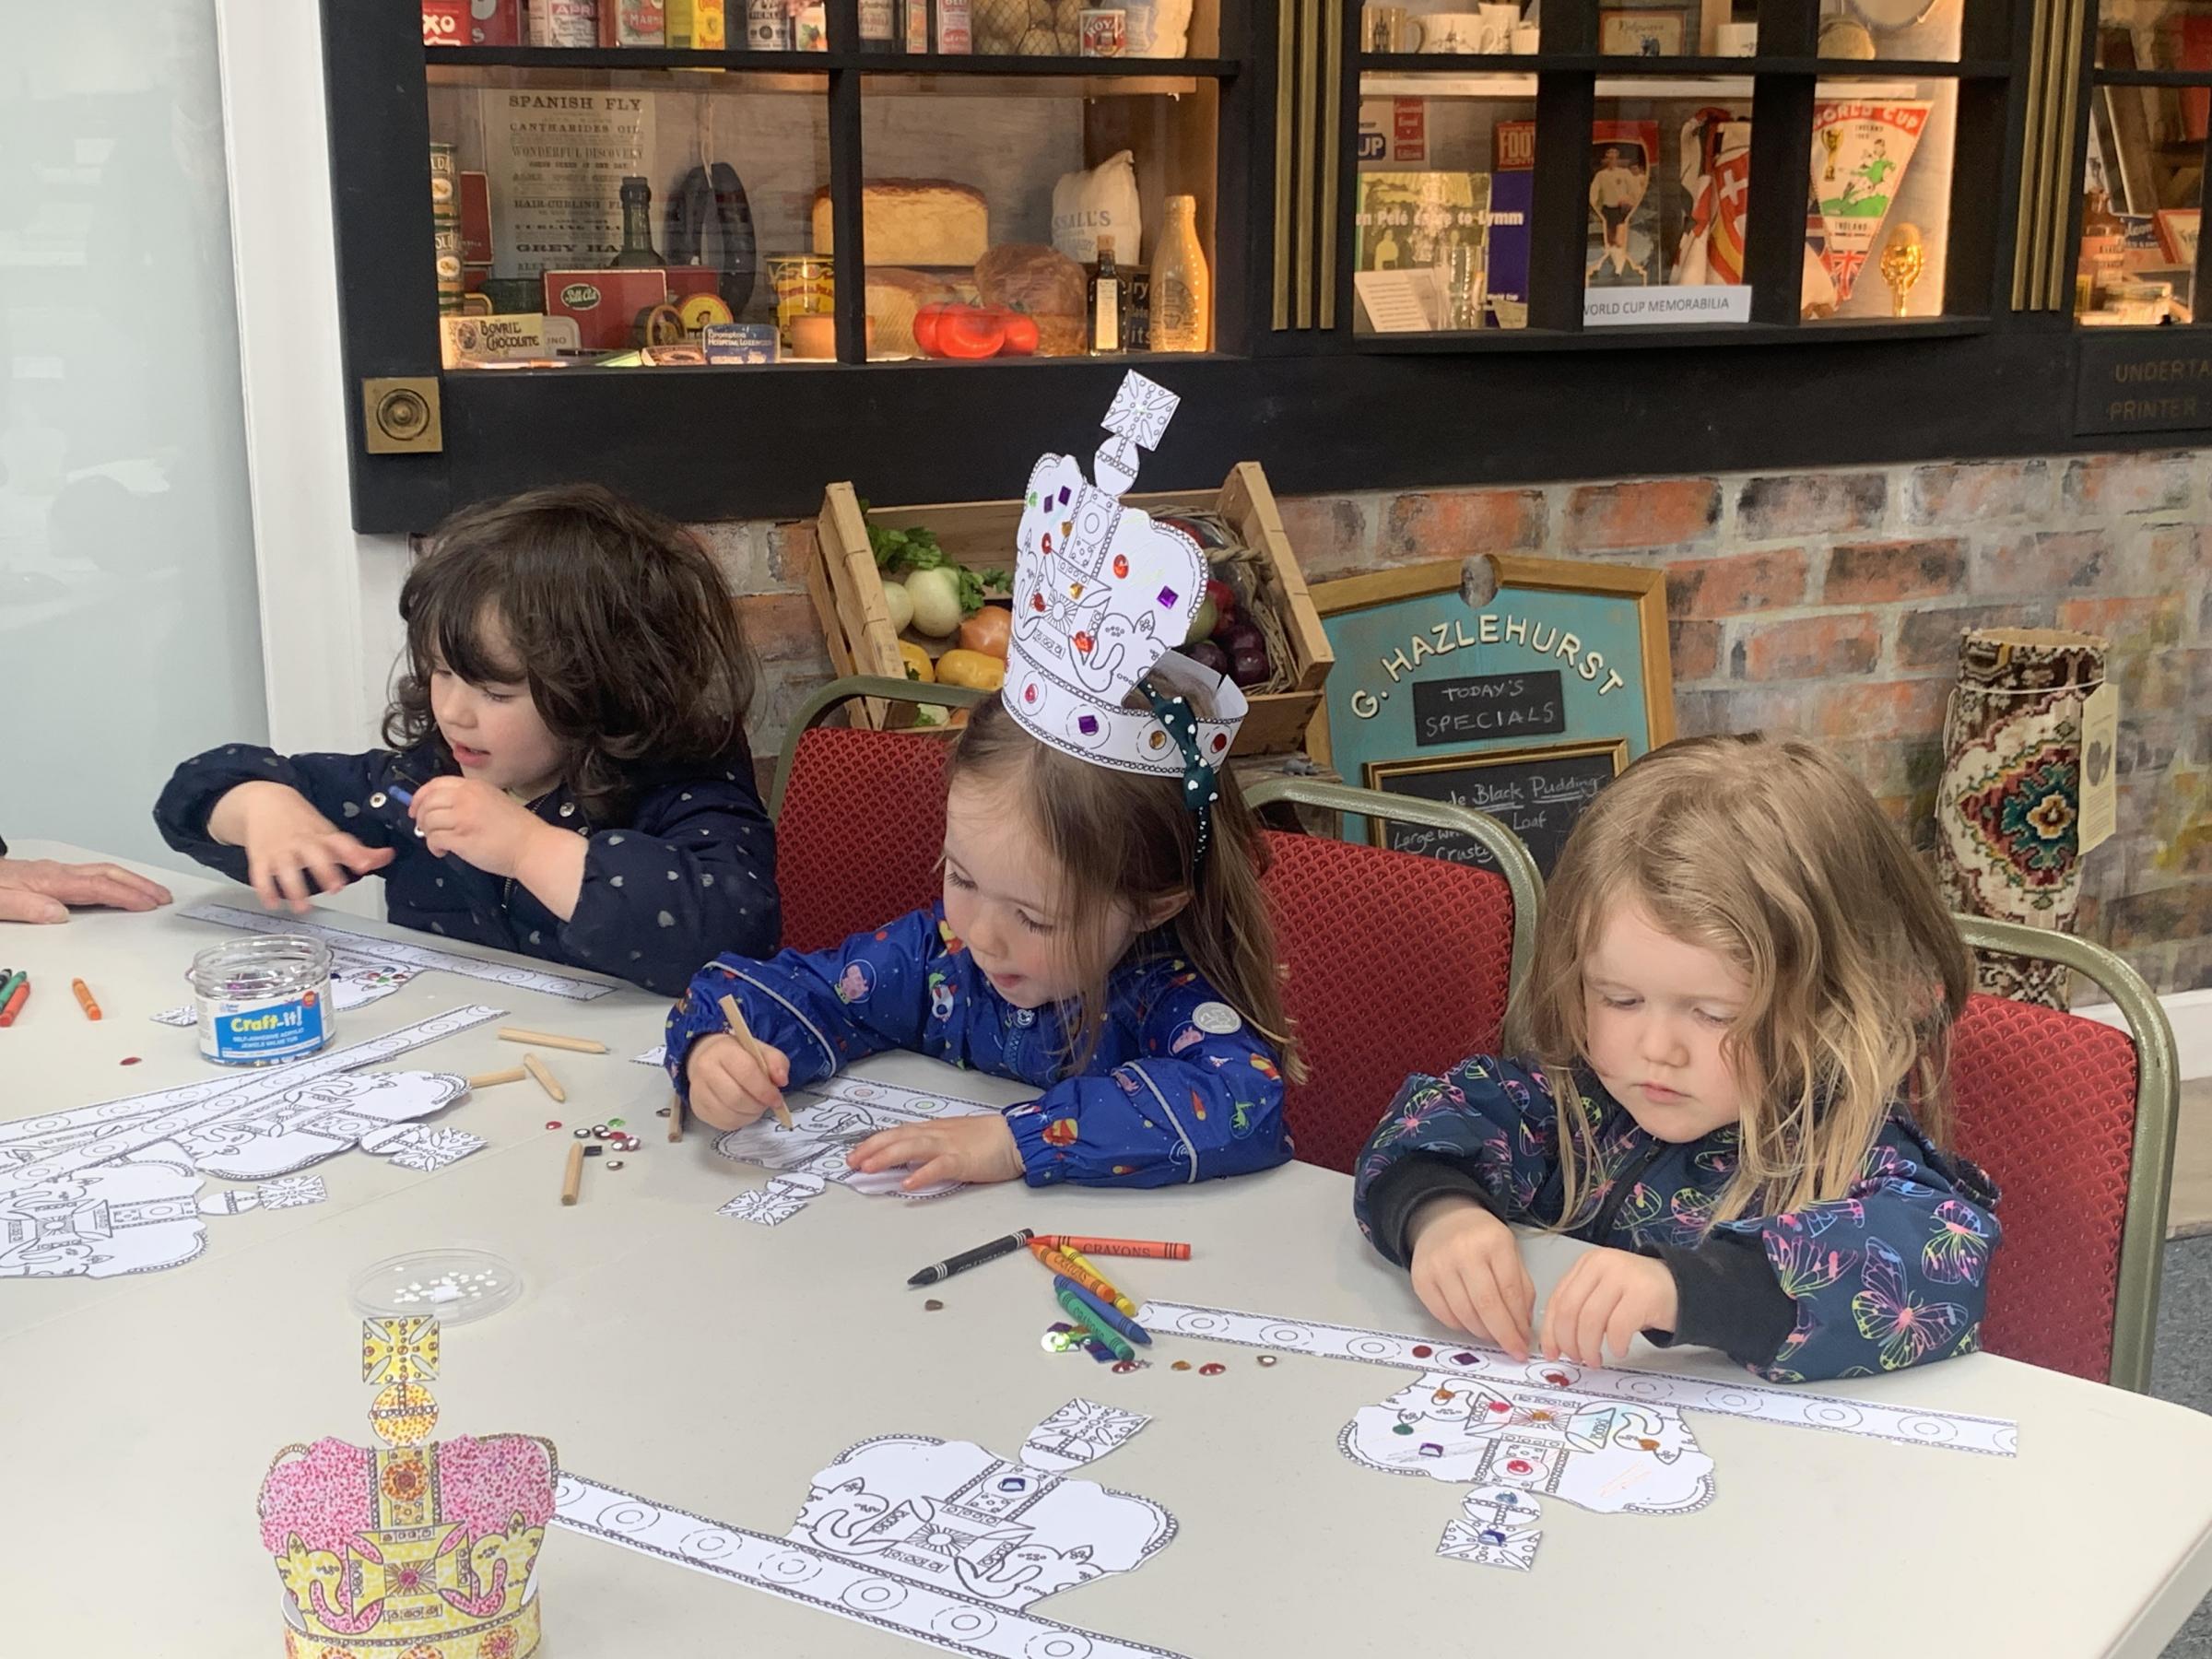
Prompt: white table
<box><xmin>4</xmin><ymin>843</ymin><xmax>2211</xmax><ymax>1657</ymax></box>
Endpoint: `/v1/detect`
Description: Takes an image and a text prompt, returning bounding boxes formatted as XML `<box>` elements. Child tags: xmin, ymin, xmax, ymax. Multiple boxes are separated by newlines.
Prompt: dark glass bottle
<box><xmin>608</xmin><ymin>176</ymin><xmax>664</xmax><ymax>267</ymax></box>
<box><xmin>1089</xmin><ymin>236</ymin><xmax>1124</xmax><ymax>354</ymax></box>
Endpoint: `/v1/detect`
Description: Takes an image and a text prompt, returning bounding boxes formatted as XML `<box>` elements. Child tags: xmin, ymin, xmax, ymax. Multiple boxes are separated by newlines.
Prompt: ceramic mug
<box><xmin>1511</xmin><ymin>19</ymin><xmax>1539</xmax><ymax>50</ymax></box>
<box><xmin>1419</xmin><ymin>11</ymin><xmax>1487</xmax><ymax>51</ymax></box>
<box><xmin>1477</xmin><ymin>4</ymin><xmax>1520</xmax><ymax>52</ymax></box>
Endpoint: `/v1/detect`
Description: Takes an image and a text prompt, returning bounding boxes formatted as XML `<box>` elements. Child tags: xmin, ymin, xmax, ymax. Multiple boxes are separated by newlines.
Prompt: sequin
<box><xmin>1199</xmin><ymin>1363</ymin><xmax>1226</xmax><ymax>1376</ymax></box>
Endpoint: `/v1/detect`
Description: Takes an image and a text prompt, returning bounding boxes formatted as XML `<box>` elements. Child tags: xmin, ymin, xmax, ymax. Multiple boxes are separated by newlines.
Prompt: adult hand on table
<box><xmin>0</xmin><ymin>856</ymin><xmax>173</xmax><ymax>924</ymax></box>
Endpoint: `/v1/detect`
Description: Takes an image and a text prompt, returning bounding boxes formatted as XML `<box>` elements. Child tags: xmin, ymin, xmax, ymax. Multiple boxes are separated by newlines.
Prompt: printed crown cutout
<box><xmin>258</xmin><ymin>1315</ymin><xmax>556</xmax><ymax>1659</ymax></box>
<box><xmin>1005</xmin><ymin>372</ymin><xmax>1248</xmax><ymax>776</ymax></box>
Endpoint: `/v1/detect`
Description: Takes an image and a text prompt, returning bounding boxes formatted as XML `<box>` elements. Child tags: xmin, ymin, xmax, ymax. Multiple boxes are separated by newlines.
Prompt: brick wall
<box><xmin>702</xmin><ymin>449</ymin><xmax>2212</xmax><ymax>998</ymax></box>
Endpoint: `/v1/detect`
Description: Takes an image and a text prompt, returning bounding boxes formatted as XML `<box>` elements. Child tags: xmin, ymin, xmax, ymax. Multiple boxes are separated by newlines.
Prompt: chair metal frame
<box><xmin>769</xmin><ymin>675</ymin><xmax>983</xmax><ymax>819</ymax></box>
<box><xmin>1952</xmin><ymin>914</ymin><xmax>2179</xmax><ymax>1394</ymax></box>
<box><xmin>1245</xmin><ymin>776</ymin><xmax>1544</xmax><ymax>999</ymax></box>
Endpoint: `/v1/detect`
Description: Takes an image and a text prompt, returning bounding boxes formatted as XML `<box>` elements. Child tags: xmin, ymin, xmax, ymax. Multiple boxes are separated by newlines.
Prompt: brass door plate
<box><xmin>361</xmin><ymin>377</ymin><xmax>443</xmax><ymax>453</ymax></box>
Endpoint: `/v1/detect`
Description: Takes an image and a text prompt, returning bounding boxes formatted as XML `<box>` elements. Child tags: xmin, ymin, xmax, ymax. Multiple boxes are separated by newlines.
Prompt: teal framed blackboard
<box><xmin>1312</xmin><ymin>554</ymin><xmax>1675</xmax><ymax>873</ymax></box>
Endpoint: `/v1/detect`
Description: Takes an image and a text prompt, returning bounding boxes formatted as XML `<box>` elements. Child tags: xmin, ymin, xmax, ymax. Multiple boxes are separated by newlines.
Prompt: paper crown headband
<box><xmin>1004</xmin><ymin>372</ymin><xmax>1247</xmax><ymax>776</ymax></box>
<box><xmin>258</xmin><ymin>1315</ymin><xmax>555</xmax><ymax>1659</ymax></box>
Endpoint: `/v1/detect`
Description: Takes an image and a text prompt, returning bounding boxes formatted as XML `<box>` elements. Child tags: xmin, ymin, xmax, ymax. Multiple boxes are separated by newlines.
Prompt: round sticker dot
<box><xmin>1411</xmin><ymin>1345</ymin><xmax>1433</xmax><ymax>1359</ymax></box>
<box><xmin>1189</xmin><ymin>1001</ymin><xmax>1242</xmax><ymax>1035</ymax></box>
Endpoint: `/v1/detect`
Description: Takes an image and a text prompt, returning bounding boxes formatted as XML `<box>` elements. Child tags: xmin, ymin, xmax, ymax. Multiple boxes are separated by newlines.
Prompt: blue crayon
<box><xmin>386</xmin><ymin>784</ymin><xmax>415</xmax><ymax>806</ymax></box>
<box><xmin>1053</xmin><ymin>1276</ymin><xmax>1151</xmax><ymax>1346</ymax></box>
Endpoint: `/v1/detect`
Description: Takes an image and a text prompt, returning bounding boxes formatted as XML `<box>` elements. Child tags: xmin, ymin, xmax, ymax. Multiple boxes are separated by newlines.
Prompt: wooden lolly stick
<box><xmin>560</xmin><ymin>1142</ymin><xmax>584</xmax><ymax>1206</ymax></box>
<box><xmin>498</xmin><ymin>1027</ymin><xmax>608</xmax><ymax>1054</ymax></box>
<box><xmin>467</xmin><ymin>1066</ymin><xmax>528</xmax><ymax>1089</ymax></box>
<box><xmin>717</xmin><ymin>994</ymin><xmax>794</xmax><ymax>1130</ymax></box>
<box><xmin>522</xmin><ymin>1053</ymin><xmax>566</xmax><ymax>1103</ymax></box>
<box><xmin>667</xmin><ymin>1091</ymin><xmax>685</xmax><ymax>1143</ymax></box>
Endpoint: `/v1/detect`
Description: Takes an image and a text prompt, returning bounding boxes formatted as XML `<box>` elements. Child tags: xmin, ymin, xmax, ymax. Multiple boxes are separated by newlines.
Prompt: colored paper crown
<box><xmin>257</xmin><ymin>1315</ymin><xmax>555</xmax><ymax>1659</ymax></box>
<box><xmin>1004</xmin><ymin>372</ymin><xmax>1247</xmax><ymax>775</ymax></box>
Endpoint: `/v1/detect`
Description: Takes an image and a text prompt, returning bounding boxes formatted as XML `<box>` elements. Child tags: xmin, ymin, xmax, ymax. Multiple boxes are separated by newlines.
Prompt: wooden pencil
<box><xmin>667</xmin><ymin>1090</ymin><xmax>685</xmax><ymax>1142</ymax></box>
<box><xmin>718</xmin><ymin>994</ymin><xmax>794</xmax><ymax>1130</ymax></box>
<box><xmin>467</xmin><ymin>1066</ymin><xmax>528</xmax><ymax>1088</ymax></box>
<box><xmin>497</xmin><ymin>1027</ymin><xmax>608</xmax><ymax>1054</ymax></box>
<box><xmin>560</xmin><ymin>1141</ymin><xmax>584</xmax><ymax>1205</ymax></box>
<box><xmin>522</xmin><ymin>1053</ymin><xmax>566</xmax><ymax>1103</ymax></box>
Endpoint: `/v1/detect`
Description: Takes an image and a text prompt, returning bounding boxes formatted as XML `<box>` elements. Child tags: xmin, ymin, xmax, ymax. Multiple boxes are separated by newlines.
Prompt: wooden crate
<box><xmin>807</xmin><ymin>462</ymin><xmax>1334</xmax><ymax>752</ymax></box>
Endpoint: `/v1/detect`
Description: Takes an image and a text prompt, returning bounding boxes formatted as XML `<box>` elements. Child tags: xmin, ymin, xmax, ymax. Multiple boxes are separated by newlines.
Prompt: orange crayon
<box><xmin>1028</xmin><ymin>1240</ymin><xmax>1137</xmax><ymax>1317</ymax></box>
<box><xmin>71</xmin><ymin>978</ymin><xmax>102</xmax><ymax>1020</ymax></box>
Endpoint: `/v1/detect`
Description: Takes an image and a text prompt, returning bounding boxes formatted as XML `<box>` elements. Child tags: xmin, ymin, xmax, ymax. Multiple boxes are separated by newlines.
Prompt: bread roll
<box><xmin>973</xmin><ymin>243</ymin><xmax>1088</xmax><ymax>357</ymax></box>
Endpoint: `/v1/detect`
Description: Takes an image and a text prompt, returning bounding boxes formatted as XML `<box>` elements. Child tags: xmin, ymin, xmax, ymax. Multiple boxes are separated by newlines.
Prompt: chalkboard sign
<box><xmin>1367</xmin><ymin>741</ymin><xmax>1628</xmax><ymax>875</ymax></box>
<box><xmin>1411</xmin><ymin>670</ymin><xmax>1566</xmax><ymax>748</ymax></box>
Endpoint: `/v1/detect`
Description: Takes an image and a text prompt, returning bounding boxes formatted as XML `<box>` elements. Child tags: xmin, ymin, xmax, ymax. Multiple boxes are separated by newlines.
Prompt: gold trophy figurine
<box><xmin>1821</xmin><ymin>125</ymin><xmax>1842</xmax><ymax>182</ymax></box>
<box><xmin>1878</xmin><ymin>222</ymin><xmax>1925</xmax><ymax>317</ymax></box>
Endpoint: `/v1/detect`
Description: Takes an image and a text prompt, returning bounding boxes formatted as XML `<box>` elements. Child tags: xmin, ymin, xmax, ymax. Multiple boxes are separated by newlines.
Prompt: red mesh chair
<box><xmin>1945</xmin><ymin>916</ymin><xmax>2178</xmax><ymax>1391</ymax></box>
<box><xmin>769</xmin><ymin>676</ymin><xmax>983</xmax><ymax>953</ymax></box>
<box><xmin>1245</xmin><ymin>778</ymin><xmax>1543</xmax><ymax>1177</ymax></box>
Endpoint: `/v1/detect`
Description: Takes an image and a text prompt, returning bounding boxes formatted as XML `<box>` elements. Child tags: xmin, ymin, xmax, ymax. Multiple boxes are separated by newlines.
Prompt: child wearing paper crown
<box><xmin>1352</xmin><ymin>734</ymin><xmax>2000</xmax><ymax>1384</ymax></box>
<box><xmin>155</xmin><ymin>486</ymin><xmax>778</xmax><ymax>995</ymax></box>
<box><xmin>666</xmin><ymin>375</ymin><xmax>1301</xmax><ymax>1190</ymax></box>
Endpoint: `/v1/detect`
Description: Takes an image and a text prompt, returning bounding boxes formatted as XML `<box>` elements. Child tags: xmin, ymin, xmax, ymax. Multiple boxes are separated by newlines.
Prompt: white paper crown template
<box><xmin>1004</xmin><ymin>372</ymin><xmax>1247</xmax><ymax>776</ymax></box>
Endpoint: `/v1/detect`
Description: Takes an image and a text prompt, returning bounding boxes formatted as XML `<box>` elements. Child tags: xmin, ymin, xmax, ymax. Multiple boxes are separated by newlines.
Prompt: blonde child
<box><xmin>156</xmin><ymin>486</ymin><xmax>776</xmax><ymax>994</ymax></box>
<box><xmin>665</xmin><ymin>374</ymin><xmax>1299</xmax><ymax>1190</ymax></box>
<box><xmin>1355</xmin><ymin>733</ymin><xmax>1999</xmax><ymax>1382</ymax></box>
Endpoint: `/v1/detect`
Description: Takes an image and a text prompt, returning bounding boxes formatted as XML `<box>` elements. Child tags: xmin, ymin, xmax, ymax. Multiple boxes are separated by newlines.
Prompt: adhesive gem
<box><xmin>591</xmin><ymin>1124</ymin><xmax>609</xmax><ymax>1138</ymax></box>
<box><xmin>120</xmin><ymin>1056</ymin><xmax>142</xmax><ymax>1065</ymax></box>
<box><xmin>1418</xmin><ymin>1442</ymin><xmax>1444</xmax><ymax>1458</ymax></box>
<box><xmin>1410</xmin><ymin>1345</ymin><xmax>1432</xmax><ymax>1358</ymax></box>
<box><xmin>1257</xmin><ymin>1355</ymin><xmax>1277</xmax><ymax>1367</ymax></box>
<box><xmin>545</xmin><ymin>1121</ymin><xmax>562</xmax><ymax>1131</ymax></box>
<box><xmin>1506</xmin><ymin>1458</ymin><xmax>1534</xmax><ymax>1475</ymax></box>
<box><xmin>1199</xmin><ymin>1363</ymin><xmax>1225</xmax><ymax>1376</ymax></box>
<box><xmin>583</xmin><ymin>1145</ymin><xmax>604</xmax><ymax>1157</ymax></box>
<box><xmin>1171</xmin><ymin>1360</ymin><xmax>1193</xmax><ymax>1371</ymax></box>
<box><xmin>608</xmin><ymin>1118</ymin><xmax>627</xmax><ymax>1128</ymax></box>
<box><xmin>1112</xmin><ymin>1360</ymin><xmax>1140</xmax><ymax>1373</ymax></box>
<box><xmin>1451</xmin><ymin>1352</ymin><xmax>1480</xmax><ymax>1366</ymax></box>
<box><xmin>656</xmin><ymin>1106</ymin><xmax>672</xmax><ymax>1117</ymax></box>
<box><xmin>1393</xmin><ymin>1424</ymin><xmax>1415</xmax><ymax>1436</ymax></box>
<box><xmin>924</xmin><ymin>1299</ymin><xmax>944</xmax><ymax>1312</ymax></box>
<box><xmin>606</xmin><ymin>1159</ymin><xmax>626</xmax><ymax>1171</ymax></box>
<box><xmin>572</xmin><ymin>1128</ymin><xmax>591</xmax><ymax>1140</ymax></box>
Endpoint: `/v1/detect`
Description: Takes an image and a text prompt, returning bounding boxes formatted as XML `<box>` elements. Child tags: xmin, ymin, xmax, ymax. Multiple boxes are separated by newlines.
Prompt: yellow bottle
<box><xmin>1151</xmin><ymin>194</ymin><xmax>1210</xmax><ymax>352</ymax></box>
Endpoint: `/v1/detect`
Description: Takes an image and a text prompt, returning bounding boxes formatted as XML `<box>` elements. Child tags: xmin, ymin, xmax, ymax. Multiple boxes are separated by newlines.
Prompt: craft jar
<box><xmin>191</xmin><ymin>936</ymin><xmax>335</xmax><ymax>1065</ymax></box>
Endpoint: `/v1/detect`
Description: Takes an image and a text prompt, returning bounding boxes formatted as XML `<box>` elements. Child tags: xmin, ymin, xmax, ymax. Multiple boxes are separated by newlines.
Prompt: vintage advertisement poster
<box><xmin>482</xmin><ymin>88</ymin><xmax>659</xmax><ymax>279</ymax></box>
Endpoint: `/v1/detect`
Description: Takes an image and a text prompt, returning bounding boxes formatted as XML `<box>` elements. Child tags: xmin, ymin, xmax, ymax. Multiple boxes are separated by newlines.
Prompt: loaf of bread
<box><xmin>865</xmin><ymin>267</ymin><xmax>963</xmax><ymax>359</ymax></box>
<box><xmin>812</xmin><ymin>180</ymin><xmax>989</xmax><ymax>269</ymax></box>
<box><xmin>973</xmin><ymin>243</ymin><xmax>1088</xmax><ymax>357</ymax></box>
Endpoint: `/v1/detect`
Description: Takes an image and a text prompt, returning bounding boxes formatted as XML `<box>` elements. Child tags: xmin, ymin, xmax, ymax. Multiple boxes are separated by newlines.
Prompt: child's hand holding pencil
<box><xmin>683</xmin><ymin>994</ymin><xmax>797</xmax><ymax>1133</ymax></box>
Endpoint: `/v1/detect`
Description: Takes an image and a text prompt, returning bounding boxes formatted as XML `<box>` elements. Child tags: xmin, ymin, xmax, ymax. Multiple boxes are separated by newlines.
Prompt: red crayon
<box><xmin>1041</xmin><ymin>1236</ymin><xmax>1191</xmax><ymax>1261</ymax></box>
<box><xmin>0</xmin><ymin>975</ymin><xmax>30</xmax><ymax>1027</ymax></box>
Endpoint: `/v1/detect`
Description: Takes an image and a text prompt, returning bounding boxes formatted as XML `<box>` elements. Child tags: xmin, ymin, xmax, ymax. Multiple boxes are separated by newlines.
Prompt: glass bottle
<box><xmin>860</xmin><ymin>0</ymin><xmax>899</xmax><ymax>50</ymax></box>
<box><xmin>1090</xmin><ymin>236</ymin><xmax>1124</xmax><ymax>354</ymax></box>
<box><xmin>1150</xmin><ymin>195</ymin><xmax>1210</xmax><ymax>352</ymax></box>
<box><xmin>608</xmin><ymin>176</ymin><xmax>664</xmax><ymax>267</ymax></box>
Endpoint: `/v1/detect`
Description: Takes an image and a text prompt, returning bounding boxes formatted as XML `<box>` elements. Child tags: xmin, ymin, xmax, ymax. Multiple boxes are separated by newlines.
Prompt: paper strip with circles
<box><xmin>1135</xmin><ymin>1300</ymin><xmax>2017</xmax><ymax>1457</ymax></box>
<box><xmin>552</xmin><ymin>1471</ymin><xmax>1191</xmax><ymax>1659</ymax></box>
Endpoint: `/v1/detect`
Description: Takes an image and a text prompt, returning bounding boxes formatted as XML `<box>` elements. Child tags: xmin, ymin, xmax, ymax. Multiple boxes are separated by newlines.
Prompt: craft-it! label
<box><xmin>200</xmin><ymin>988</ymin><xmax>329</xmax><ymax>1065</ymax></box>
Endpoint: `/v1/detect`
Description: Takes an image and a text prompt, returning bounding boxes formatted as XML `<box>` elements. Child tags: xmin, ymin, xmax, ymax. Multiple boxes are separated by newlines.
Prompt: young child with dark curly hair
<box><xmin>155</xmin><ymin>485</ymin><xmax>777</xmax><ymax>994</ymax></box>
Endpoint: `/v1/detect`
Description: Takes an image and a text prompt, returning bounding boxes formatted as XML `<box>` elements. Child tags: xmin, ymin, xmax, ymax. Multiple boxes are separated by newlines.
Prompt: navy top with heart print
<box><xmin>154</xmin><ymin>738</ymin><xmax>778</xmax><ymax>995</ymax></box>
